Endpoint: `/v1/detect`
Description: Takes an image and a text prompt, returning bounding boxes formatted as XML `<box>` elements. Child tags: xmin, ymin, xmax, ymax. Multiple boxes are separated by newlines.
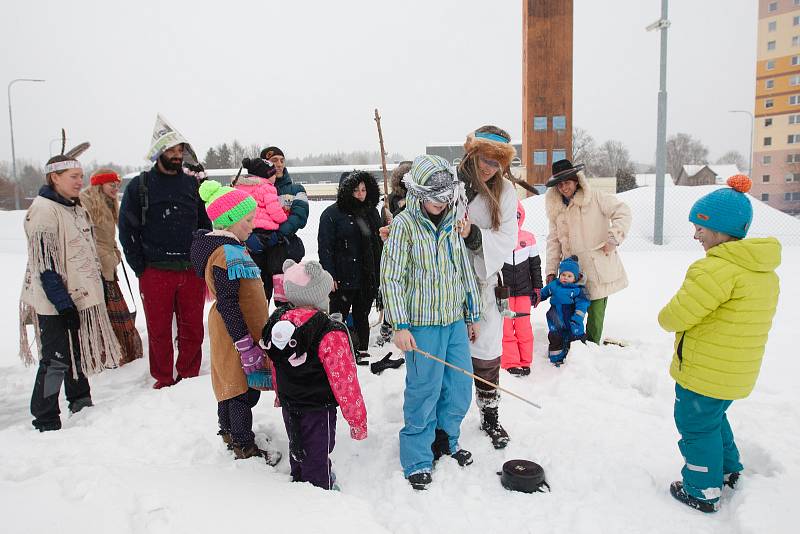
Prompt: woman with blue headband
<box><xmin>455</xmin><ymin>125</ymin><xmax>520</xmax><ymax>450</ymax></box>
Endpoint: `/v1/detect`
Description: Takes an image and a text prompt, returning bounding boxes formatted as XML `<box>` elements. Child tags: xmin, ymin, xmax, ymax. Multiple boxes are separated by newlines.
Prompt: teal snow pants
<box><xmin>674</xmin><ymin>383</ymin><xmax>744</xmax><ymax>502</ymax></box>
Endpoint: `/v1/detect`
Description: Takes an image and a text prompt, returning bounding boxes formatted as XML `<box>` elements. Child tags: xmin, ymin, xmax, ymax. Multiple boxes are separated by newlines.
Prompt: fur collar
<box><xmin>545</xmin><ymin>171</ymin><xmax>592</xmax><ymax>219</ymax></box>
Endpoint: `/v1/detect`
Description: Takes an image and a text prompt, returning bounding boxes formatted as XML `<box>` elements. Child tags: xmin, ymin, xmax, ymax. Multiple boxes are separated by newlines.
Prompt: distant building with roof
<box><xmin>674</xmin><ymin>164</ymin><xmax>742</xmax><ymax>186</ymax></box>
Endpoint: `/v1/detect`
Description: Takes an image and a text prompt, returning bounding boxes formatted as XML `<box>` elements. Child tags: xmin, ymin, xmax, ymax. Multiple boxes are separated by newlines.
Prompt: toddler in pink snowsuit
<box><xmin>500</xmin><ymin>201</ymin><xmax>543</xmax><ymax>376</ymax></box>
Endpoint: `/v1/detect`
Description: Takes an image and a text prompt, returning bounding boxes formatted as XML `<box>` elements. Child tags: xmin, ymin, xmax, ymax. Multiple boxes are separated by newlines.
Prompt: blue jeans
<box><xmin>674</xmin><ymin>383</ymin><xmax>743</xmax><ymax>502</ymax></box>
<box><xmin>399</xmin><ymin>321</ymin><xmax>473</xmax><ymax>477</ymax></box>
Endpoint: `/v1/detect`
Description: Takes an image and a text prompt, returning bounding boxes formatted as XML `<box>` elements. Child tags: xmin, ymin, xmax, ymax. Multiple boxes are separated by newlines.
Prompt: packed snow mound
<box><xmin>520</xmin><ymin>185</ymin><xmax>800</xmax><ymax>249</ymax></box>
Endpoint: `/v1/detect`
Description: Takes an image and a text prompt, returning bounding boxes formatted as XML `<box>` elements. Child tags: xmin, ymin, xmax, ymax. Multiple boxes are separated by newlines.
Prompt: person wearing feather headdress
<box><xmin>456</xmin><ymin>125</ymin><xmax>520</xmax><ymax>450</ymax></box>
<box><xmin>19</xmin><ymin>134</ymin><xmax>122</xmax><ymax>431</ymax></box>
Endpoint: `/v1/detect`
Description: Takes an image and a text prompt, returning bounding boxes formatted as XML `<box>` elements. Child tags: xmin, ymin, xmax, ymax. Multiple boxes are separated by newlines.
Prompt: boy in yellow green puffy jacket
<box><xmin>658</xmin><ymin>175</ymin><xmax>780</xmax><ymax>514</ymax></box>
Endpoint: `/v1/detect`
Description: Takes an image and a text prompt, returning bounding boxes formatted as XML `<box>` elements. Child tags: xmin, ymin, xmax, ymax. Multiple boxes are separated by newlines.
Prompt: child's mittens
<box><xmin>234</xmin><ymin>334</ymin><xmax>265</xmax><ymax>375</ymax></box>
<box><xmin>570</xmin><ymin>318</ymin><xmax>585</xmax><ymax>339</ymax></box>
<box><xmin>350</xmin><ymin>423</ymin><xmax>367</xmax><ymax>441</ymax></box>
<box><xmin>532</xmin><ymin>288</ymin><xmax>542</xmax><ymax>308</ymax></box>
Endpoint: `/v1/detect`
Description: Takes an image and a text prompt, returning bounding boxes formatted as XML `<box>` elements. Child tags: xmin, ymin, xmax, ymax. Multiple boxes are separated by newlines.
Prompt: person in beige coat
<box><xmin>80</xmin><ymin>169</ymin><xmax>143</xmax><ymax>365</ymax></box>
<box><xmin>20</xmin><ymin>147</ymin><xmax>121</xmax><ymax>432</ymax></box>
<box><xmin>544</xmin><ymin>159</ymin><xmax>632</xmax><ymax>344</ymax></box>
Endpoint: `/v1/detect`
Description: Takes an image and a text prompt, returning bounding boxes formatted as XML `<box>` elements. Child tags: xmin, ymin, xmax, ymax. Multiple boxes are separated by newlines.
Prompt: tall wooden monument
<box><xmin>523</xmin><ymin>0</ymin><xmax>573</xmax><ymax>186</ymax></box>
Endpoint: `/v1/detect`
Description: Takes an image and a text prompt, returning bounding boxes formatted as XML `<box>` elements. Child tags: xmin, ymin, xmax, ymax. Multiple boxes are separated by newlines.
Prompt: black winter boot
<box><xmin>68</xmin><ymin>396</ymin><xmax>93</xmax><ymax>414</ymax></box>
<box><xmin>408</xmin><ymin>471</ymin><xmax>432</xmax><ymax>490</ymax></box>
<box><xmin>669</xmin><ymin>481</ymin><xmax>718</xmax><ymax>513</ymax></box>
<box><xmin>724</xmin><ymin>472</ymin><xmax>740</xmax><ymax>490</ymax></box>
<box><xmin>431</xmin><ymin>428</ymin><xmax>474</xmax><ymax>466</ymax></box>
<box><xmin>477</xmin><ymin>390</ymin><xmax>509</xmax><ymax>449</ymax></box>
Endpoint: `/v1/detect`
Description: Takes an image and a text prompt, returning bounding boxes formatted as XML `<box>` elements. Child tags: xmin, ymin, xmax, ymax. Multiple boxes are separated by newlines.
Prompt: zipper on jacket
<box><xmin>676</xmin><ymin>332</ymin><xmax>685</xmax><ymax>371</ymax></box>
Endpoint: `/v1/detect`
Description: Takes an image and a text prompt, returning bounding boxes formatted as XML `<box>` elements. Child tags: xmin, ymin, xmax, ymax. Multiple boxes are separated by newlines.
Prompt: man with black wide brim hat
<box><xmin>543</xmin><ymin>158</ymin><xmax>631</xmax><ymax>345</ymax></box>
<box><xmin>545</xmin><ymin>159</ymin><xmax>585</xmax><ymax>188</ymax></box>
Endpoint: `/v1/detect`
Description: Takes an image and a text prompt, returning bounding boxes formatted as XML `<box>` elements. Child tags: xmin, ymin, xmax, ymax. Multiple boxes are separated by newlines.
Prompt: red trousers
<box><xmin>501</xmin><ymin>295</ymin><xmax>534</xmax><ymax>369</ymax></box>
<box><xmin>139</xmin><ymin>267</ymin><xmax>206</xmax><ymax>384</ymax></box>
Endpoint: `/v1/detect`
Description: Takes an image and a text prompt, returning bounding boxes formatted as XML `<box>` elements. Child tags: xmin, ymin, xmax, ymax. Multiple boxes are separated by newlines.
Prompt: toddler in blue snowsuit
<box><xmin>539</xmin><ymin>257</ymin><xmax>590</xmax><ymax>366</ymax></box>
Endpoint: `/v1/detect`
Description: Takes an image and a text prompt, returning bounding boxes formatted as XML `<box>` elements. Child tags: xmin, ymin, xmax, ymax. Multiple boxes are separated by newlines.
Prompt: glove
<box><xmin>570</xmin><ymin>319</ymin><xmax>585</xmax><ymax>339</ymax></box>
<box><xmin>234</xmin><ymin>335</ymin><xmax>265</xmax><ymax>375</ymax></box>
<box><xmin>375</xmin><ymin>290</ymin><xmax>384</xmax><ymax>311</ymax></box>
<box><xmin>546</xmin><ymin>274</ymin><xmax>556</xmax><ymax>284</ymax></box>
<box><xmin>263</xmin><ymin>231</ymin><xmax>280</xmax><ymax>248</ymax></box>
<box><xmin>245</xmin><ymin>233</ymin><xmax>263</xmax><ymax>253</ymax></box>
<box><xmin>242</xmin><ymin>157</ymin><xmax>277</xmax><ymax>180</ymax></box>
<box><xmin>59</xmin><ymin>306</ymin><xmax>80</xmax><ymax>331</ymax></box>
<box><xmin>532</xmin><ymin>288</ymin><xmax>541</xmax><ymax>308</ymax></box>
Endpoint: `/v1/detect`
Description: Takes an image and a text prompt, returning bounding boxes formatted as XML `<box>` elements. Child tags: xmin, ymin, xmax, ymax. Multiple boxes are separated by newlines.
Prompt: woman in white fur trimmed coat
<box><xmin>544</xmin><ymin>159</ymin><xmax>632</xmax><ymax>344</ymax></box>
<box><xmin>457</xmin><ymin>125</ymin><xmax>519</xmax><ymax>450</ymax></box>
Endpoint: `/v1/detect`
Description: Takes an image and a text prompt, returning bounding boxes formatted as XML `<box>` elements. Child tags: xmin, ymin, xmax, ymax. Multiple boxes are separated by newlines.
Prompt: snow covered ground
<box><xmin>0</xmin><ymin>190</ymin><xmax>798</xmax><ymax>534</ymax></box>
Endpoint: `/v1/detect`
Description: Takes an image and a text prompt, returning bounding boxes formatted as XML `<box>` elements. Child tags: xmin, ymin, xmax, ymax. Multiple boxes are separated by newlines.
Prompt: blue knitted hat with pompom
<box><xmin>689</xmin><ymin>175</ymin><xmax>753</xmax><ymax>238</ymax></box>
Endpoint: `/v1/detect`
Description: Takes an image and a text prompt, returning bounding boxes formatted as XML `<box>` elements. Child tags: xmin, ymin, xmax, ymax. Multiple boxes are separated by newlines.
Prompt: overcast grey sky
<box><xmin>0</xmin><ymin>0</ymin><xmax>756</xmax><ymax>168</ymax></box>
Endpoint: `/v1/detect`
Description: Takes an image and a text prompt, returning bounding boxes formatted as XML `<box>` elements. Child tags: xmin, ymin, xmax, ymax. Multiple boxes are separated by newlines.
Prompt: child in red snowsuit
<box><xmin>500</xmin><ymin>201</ymin><xmax>543</xmax><ymax>376</ymax></box>
<box><xmin>262</xmin><ymin>259</ymin><xmax>367</xmax><ymax>490</ymax></box>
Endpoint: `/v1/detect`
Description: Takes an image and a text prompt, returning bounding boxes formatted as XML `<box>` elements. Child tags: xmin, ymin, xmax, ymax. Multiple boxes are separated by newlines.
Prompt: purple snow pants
<box><xmin>281</xmin><ymin>406</ymin><xmax>337</xmax><ymax>490</ymax></box>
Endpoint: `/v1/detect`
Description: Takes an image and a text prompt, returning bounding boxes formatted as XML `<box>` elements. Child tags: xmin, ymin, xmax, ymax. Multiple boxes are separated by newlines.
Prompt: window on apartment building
<box><xmin>533</xmin><ymin>116</ymin><xmax>547</xmax><ymax>131</ymax></box>
<box><xmin>790</xmin><ymin>114</ymin><xmax>800</xmax><ymax>124</ymax></box>
<box><xmin>789</xmin><ymin>134</ymin><xmax>800</xmax><ymax>143</ymax></box>
<box><xmin>764</xmin><ymin>155</ymin><xmax>773</xmax><ymax>164</ymax></box>
<box><xmin>792</xmin><ymin>75</ymin><xmax>800</xmax><ymax>86</ymax></box>
<box><xmin>785</xmin><ymin>192</ymin><xmax>800</xmax><ymax>201</ymax></box>
<box><xmin>793</xmin><ymin>55</ymin><xmax>800</xmax><ymax>65</ymax></box>
<box><xmin>552</xmin><ymin>116</ymin><xmax>567</xmax><ymax>130</ymax></box>
<box><xmin>768</xmin><ymin>40</ymin><xmax>777</xmax><ymax>50</ymax></box>
<box><xmin>766</xmin><ymin>79</ymin><xmax>775</xmax><ymax>89</ymax></box>
<box><xmin>795</xmin><ymin>192</ymin><xmax>800</xmax><ymax>201</ymax></box>
<box><xmin>552</xmin><ymin>149</ymin><xmax>566</xmax><ymax>162</ymax></box>
<box><xmin>769</xmin><ymin>1</ymin><xmax>778</xmax><ymax>12</ymax></box>
<box><xmin>796</xmin><ymin>0</ymin><xmax>800</xmax><ymax>6</ymax></box>
<box><xmin>765</xmin><ymin>136</ymin><xmax>773</xmax><ymax>146</ymax></box>
<box><xmin>787</xmin><ymin>153</ymin><xmax>800</xmax><ymax>163</ymax></box>
<box><xmin>770</xmin><ymin>20</ymin><xmax>778</xmax><ymax>32</ymax></box>
<box><xmin>763</xmin><ymin>174</ymin><xmax>771</xmax><ymax>182</ymax></box>
<box><xmin>791</xmin><ymin>95</ymin><xmax>800</xmax><ymax>105</ymax></box>
<box><xmin>787</xmin><ymin>173</ymin><xmax>800</xmax><ymax>181</ymax></box>
<box><xmin>762</xmin><ymin>193</ymin><xmax>770</xmax><ymax>201</ymax></box>
<box><xmin>785</xmin><ymin>192</ymin><xmax>792</xmax><ymax>201</ymax></box>
<box><xmin>795</xmin><ymin>15</ymin><xmax>800</xmax><ymax>26</ymax></box>
<box><xmin>765</xmin><ymin>117</ymin><xmax>773</xmax><ymax>127</ymax></box>
<box><xmin>766</xmin><ymin>98</ymin><xmax>774</xmax><ymax>108</ymax></box>
<box><xmin>767</xmin><ymin>59</ymin><xmax>776</xmax><ymax>70</ymax></box>
<box><xmin>533</xmin><ymin>151</ymin><xmax>547</xmax><ymax>165</ymax></box>
<box><xmin>794</xmin><ymin>36</ymin><xmax>800</xmax><ymax>47</ymax></box>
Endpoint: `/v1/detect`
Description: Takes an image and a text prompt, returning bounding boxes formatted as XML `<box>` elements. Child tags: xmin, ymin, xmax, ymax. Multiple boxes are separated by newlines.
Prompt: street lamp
<box><xmin>647</xmin><ymin>0</ymin><xmax>670</xmax><ymax>245</ymax></box>
<box><xmin>728</xmin><ymin>110</ymin><xmax>754</xmax><ymax>177</ymax></box>
<box><xmin>8</xmin><ymin>78</ymin><xmax>45</xmax><ymax>210</ymax></box>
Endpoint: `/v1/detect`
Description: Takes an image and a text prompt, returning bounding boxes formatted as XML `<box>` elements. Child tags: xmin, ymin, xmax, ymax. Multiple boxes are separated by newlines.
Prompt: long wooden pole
<box><xmin>374</xmin><ymin>109</ymin><xmax>393</xmax><ymax>223</ymax></box>
<box><xmin>412</xmin><ymin>348</ymin><xmax>542</xmax><ymax>409</ymax></box>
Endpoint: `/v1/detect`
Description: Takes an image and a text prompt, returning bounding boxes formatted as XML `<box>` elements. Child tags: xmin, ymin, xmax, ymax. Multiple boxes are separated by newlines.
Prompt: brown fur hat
<box><xmin>463</xmin><ymin>131</ymin><xmax>517</xmax><ymax>169</ymax></box>
<box><xmin>390</xmin><ymin>161</ymin><xmax>412</xmax><ymax>192</ymax></box>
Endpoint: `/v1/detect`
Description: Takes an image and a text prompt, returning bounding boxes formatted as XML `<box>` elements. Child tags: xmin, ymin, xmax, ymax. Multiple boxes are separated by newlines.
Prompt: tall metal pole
<box><xmin>729</xmin><ymin>110</ymin><xmax>754</xmax><ymax>176</ymax></box>
<box><xmin>7</xmin><ymin>78</ymin><xmax>45</xmax><ymax>210</ymax></box>
<box><xmin>648</xmin><ymin>1</ymin><xmax>670</xmax><ymax>245</ymax></box>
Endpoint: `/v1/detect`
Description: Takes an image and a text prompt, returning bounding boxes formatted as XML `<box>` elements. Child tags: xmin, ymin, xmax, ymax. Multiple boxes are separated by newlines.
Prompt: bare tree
<box><xmin>666</xmin><ymin>133</ymin><xmax>709</xmax><ymax>183</ymax></box>
<box><xmin>715</xmin><ymin>150</ymin><xmax>745</xmax><ymax>172</ymax></box>
<box><xmin>572</xmin><ymin>127</ymin><xmax>599</xmax><ymax>176</ymax></box>
<box><xmin>596</xmin><ymin>139</ymin><xmax>633</xmax><ymax>177</ymax></box>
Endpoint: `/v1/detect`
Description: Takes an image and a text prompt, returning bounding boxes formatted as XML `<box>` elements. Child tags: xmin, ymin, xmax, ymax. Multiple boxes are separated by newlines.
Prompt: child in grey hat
<box><xmin>261</xmin><ymin>259</ymin><xmax>367</xmax><ymax>490</ymax></box>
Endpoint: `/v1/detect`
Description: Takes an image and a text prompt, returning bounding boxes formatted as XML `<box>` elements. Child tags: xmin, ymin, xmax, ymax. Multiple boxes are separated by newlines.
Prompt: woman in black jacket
<box><xmin>318</xmin><ymin>170</ymin><xmax>383</xmax><ymax>362</ymax></box>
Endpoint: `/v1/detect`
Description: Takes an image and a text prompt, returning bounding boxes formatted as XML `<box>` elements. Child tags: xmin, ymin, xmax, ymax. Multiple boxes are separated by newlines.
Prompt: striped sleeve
<box><xmin>380</xmin><ymin>217</ymin><xmax>411</xmax><ymax>329</ymax></box>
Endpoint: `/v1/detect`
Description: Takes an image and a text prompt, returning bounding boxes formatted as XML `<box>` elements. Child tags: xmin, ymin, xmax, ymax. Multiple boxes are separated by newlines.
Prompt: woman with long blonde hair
<box><xmin>80</xmin><ymin>169</ymin><xmax>143</xmax><ymax>365</ymax></box>
<box><xmin>453</xmin><ymin>125</ymin><xmax>519</xmax><ymax>450</ymax></box>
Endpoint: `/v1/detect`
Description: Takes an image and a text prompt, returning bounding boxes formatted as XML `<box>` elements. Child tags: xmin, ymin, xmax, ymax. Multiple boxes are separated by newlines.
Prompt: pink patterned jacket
<box><xmin>234</xmin><ymin>175</ymin><xmax>288</xmax><ymax>231</ymax></box>
<box><xmin>282</xmin><ymin>308</ymin><xmax>367</xmax><ymax>440</ymax></box>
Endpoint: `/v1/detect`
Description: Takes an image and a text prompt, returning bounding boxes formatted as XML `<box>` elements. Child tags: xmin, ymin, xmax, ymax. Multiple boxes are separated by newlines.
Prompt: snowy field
<box><xmin>0</xmin><ymin>188</ymin><xmax>798</xmax><ymax>534</ymax></box>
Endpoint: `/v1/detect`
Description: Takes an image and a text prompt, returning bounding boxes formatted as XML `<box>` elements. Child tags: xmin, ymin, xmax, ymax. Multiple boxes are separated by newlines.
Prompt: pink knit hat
<box><xmin>199</xmin><ymin>180</ymin><xmax>256</xmax><ymax>229</ymax></box>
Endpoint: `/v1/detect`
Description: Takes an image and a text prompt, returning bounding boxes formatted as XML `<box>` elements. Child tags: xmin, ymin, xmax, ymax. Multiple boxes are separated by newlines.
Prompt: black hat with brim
<box><xmin>498</xmin><ymin>459</ymin><xmax>550</xmax><ymax>493</ymax></box>
<box><xmin>545</xmin><ymin>159</ymin><xmax>585</xmax><ymax>187</ymax></box>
